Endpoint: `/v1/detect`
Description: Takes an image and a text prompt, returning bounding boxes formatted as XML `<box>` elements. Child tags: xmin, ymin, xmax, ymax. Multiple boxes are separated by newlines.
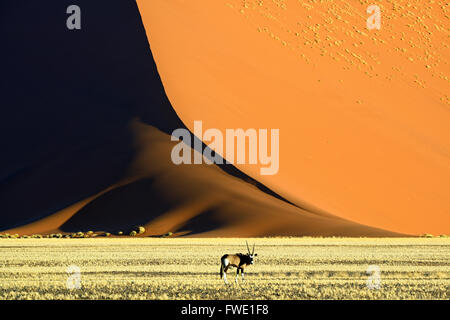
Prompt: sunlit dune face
<box><xmin>136</xmin><ymin>0</ymin><xmax>449</xmax><ymax>235</ymax></box>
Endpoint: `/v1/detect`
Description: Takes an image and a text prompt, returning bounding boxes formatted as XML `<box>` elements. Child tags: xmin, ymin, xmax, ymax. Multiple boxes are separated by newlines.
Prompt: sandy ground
<box><xmin>0</xmin><ymin>238</ymin><xmax>448</xmax><ymax>299</ymax></box>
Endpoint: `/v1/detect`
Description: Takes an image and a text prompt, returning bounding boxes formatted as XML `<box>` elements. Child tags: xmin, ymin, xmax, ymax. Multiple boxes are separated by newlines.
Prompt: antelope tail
<box><xmin>220</xmin><ymin>262</ymin><xmax>224</xmax><ymax>279</ymax></box>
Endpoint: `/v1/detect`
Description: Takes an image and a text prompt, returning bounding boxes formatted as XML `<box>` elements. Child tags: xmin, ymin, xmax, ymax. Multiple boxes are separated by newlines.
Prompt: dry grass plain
<box><xmin>0</xmin><ymin>238</ymin><xmax>448</xmax><ymax>300</ymax></box>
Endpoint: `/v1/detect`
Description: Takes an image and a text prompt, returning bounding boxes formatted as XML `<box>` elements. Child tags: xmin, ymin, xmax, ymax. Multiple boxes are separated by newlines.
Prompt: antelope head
<box><xmin>246</xmin><ymin>241</ymin><xmax>258</xmax><ymax>264</ymax></box>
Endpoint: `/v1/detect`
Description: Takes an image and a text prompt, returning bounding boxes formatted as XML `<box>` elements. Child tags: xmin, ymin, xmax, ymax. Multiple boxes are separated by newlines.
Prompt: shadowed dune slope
<box><xmin>1</xmin><ymin>1</ymin><xmax>403</xmax><ymax>237</ymax></box>
<box><xmin>6</xmin><ymin>121</ymin><xmax>402</xmax><ymax>237</ymax></box>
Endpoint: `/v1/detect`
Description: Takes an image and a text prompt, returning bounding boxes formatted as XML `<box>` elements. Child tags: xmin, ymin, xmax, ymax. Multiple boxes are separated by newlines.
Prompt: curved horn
<box><xmin>252</xmin><ymin>243</ymin><xmax>255</xmax><ymax>255</ymax></box>
<box><xmin>246</xmin><ymin>241</ymin><xmax>251</xmax><ymax>254</ymax></box>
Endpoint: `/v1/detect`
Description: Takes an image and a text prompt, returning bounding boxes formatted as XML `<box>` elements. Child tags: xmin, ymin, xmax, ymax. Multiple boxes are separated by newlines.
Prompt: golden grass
<box><xmin>0</xmin><ymin>238</ymin><xmax>448</xmax><ymax>299</ymax></box>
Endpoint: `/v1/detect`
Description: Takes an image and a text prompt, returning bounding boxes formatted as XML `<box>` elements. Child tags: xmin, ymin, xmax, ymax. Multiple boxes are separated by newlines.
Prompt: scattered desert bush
<box><xmin>421</xmin><ymin>234</ymin><xmax>434</xmax><ymax>238</ymax></box>
<box><xmin>136</xmin><ymin>226</ymin><xmax>145</xmax><ymax>235</ymax></box>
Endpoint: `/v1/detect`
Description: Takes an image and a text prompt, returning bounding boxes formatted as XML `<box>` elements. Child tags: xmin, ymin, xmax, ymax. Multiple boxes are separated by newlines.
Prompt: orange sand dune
<box><xmin>3</xmin><ymin>1</ymin><xmax>447</xmax><ymax>237</ymax></box>
<box><xmin>6</xmin><ymin>121</ymin><xmax>403</xmax><ymax>237</ymax></box>
<box><xmin>4</xmin><ymin>0</ymin><xmax>400</xmax><ymax>238</ymax></box>
<box><xmin>137</xmin><ymin>0</ymin><xmax>450</xmax><ymax>235</ymax></box>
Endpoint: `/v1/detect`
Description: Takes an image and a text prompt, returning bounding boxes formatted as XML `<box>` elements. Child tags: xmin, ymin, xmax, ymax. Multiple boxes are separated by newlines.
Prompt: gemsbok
<box><xmin>220</xmin><ymin>241</ymin><xmax>257</xmax><ymax>284</ymax></box>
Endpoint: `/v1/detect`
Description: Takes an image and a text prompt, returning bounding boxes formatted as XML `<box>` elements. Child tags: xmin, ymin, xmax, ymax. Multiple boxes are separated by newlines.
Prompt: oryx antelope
<box><xmin>220</xmin><ymin>241</ymin><xmax>257</xmax><ymax>284</ymax></box>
